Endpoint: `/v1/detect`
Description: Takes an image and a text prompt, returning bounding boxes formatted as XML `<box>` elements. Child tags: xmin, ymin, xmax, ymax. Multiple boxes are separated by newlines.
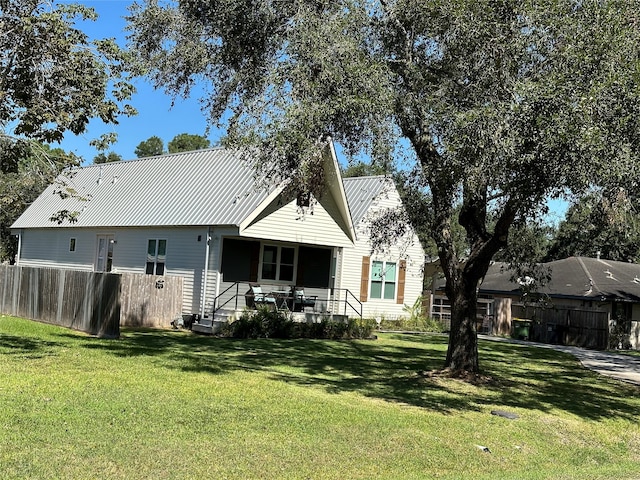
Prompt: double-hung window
<box><xmin>146</xmin><ymin>239</ymin><xmax>167</xmax><ymax>275</ymax></box>
<box><xmin>261</xmin><ymin>244</ymin><xmax>295</xmax><ymax>282</ymax></box>
<box><xmin>370</xmin><ymin>260</ymin><xmax>397</xmax><ymax>300</ymax></box>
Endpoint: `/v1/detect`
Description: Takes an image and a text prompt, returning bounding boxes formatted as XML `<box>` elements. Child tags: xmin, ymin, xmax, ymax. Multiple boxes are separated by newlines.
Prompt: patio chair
<box><xmin>291</xmin><ymin>287</ymin><xmax>317</xmax><ymax>312</ymax></box>
<box><xmin>247</xmin><ymin>284</ymin><xmax>277</xmax><ymax>309</ymax></box>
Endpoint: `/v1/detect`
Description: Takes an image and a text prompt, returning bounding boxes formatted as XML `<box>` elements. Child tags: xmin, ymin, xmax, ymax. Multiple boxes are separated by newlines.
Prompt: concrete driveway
<box><xmin>480</xmin><ymin>335</ymin><xmax>640</xmax><ymax>387</ymax></box>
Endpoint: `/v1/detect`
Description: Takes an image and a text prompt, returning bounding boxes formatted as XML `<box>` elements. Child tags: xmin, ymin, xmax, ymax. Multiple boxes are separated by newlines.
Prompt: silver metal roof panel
<box><xmin>342</xmin><ymin>176</ymin><xmax>389</xmax><ymax>227</ymax></box>
<box><xmin>12</xmin><ymin>148</ymin><xmax>271</xmax><ymax>229</ymax></box>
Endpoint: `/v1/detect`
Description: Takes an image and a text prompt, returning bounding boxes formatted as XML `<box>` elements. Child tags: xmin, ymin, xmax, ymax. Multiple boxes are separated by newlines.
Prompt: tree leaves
<box><xmin>0</xmin><ymin>1</ymin><xmax>136</xmax><ymax>172</ymax></box>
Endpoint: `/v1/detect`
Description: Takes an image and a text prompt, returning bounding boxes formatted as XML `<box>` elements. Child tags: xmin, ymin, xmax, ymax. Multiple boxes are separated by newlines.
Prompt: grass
<box><xmin>1</xmin><ymin>315</ymin><xmax>639</xmax><ymax>480</ymax></box>
<box><xmin>614</xmin><ymin>349</ymin><xmax>640</xmax><ymax>357</ymax></box>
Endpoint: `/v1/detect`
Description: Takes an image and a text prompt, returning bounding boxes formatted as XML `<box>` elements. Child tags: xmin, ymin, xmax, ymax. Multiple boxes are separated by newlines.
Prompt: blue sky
<box><xmin>59</xmin><ymin>0</ymin><xmax>219</xmax><ymax>162</ymax></box>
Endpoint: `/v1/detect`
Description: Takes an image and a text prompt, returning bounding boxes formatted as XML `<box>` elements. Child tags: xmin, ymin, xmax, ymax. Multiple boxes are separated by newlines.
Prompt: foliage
<box><xmin>134</xmin><ymin>135</ymin><xmax>165</xmax><ymax>158</ymax></box>
<box><xmin>224</xmin><ymin>308</ymin><xmax>376</xmax><ymax>340</ymax></box>
<box><xmin>495</xmin><ymin>220</ymin><xmax>554</xmax><ymax>265</ymax></box>
<box><xmin>377</xmin><ymin>297</ymin><xmax>446</xmax><ymax>333</ymax></box>
<box><xmin>341</xmin><ymin>160</ymin><xmax>390</xmax><ymax>178</ymax></box>
<box><xmin>134</xmin><ymin>133</ymin><xmax>212</xmax><ymax>158</ymax></box>
<box><xmin>379</xmin><ymin>316</ymin><xmax>446</xmax><ymax>333</ymax></box>
<box><xmin>127</xmin><ymin>1</ymin><xmax>640</xmax><ymax>373</ymax></box>
<box><xmin>2</xmin><ymin>316</ymin><xmax>640</xmax><ymax>479</ymax></box>
<box><xmin>227</xmin><ymin>307</ymin><xmax>294</xmax><ymax>339</ymax></box>
<box><xmin>93</xmin><ymin>151</ymin><xmax>123</xmax><ymax>164</ymax></box>
<box><xmin>0</xmin><ymin>1</ymin><xmax>135</xmax><ymax>172</ymax></box>
<box><xmin>546</xmin><ymin>192</ymin><xmax>640</xmax><ymax>263</ymax></box>
<box><xmin>0</xmin><ymin>143</ymin><xmax>76</xmax><ymax>262</ymax></box>
<box><xmin>167</xmin><ymin>132</ymin><xmax>211</xmax><ymax>153</ymax></box>
<box><xmin>608</xmin><ymin>322</ymin><xmax>632</xmax><ymax>351</ymax></box>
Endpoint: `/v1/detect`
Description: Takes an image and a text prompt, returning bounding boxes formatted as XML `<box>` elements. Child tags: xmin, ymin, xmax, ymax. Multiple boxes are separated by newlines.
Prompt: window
<box><xmin>69</xmin><ymin>238</ymin><xmax>76</xmax><ymax>252</ymax></box>
<box><xmin>146</xmin><ymin>239</ymin><xmax>166</xmax><ymax>275</ymax></box>
<box><xmin>370</xmin><ymin>261</ymin><xmax>397</xmax><ymax>300</ymax></box>
<box><xmin>261</xmin><ymin>244</ymin><xmax>295</xmax><ymax>282</ymax></box>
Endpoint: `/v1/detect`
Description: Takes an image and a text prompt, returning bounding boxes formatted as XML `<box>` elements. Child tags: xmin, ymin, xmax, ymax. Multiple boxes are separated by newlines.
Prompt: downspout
<box><xmin>200</xmin><ymin>227</ymin><xmax>211</xmax><ymax>319</ymax></box>
<box><xmin>15</xmin><ymin>231</ymin><xmax>22</xmax><ymax>265</ymax></box>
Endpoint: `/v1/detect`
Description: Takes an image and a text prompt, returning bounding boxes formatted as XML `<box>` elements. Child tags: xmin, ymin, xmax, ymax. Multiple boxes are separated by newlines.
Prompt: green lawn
<box><xmin>615</xmin><ymin>349</ymin><xmax>640</xmax><ymax>358</ymax></box>
<box><xmin>1</xmin><ymin>315</ymin><xmax>639</xmax><ymax>480</ymax></box>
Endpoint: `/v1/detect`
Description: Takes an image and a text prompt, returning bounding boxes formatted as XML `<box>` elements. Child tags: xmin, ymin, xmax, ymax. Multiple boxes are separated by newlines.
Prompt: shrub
<box><xmin>378</xmin><ymin>316</ymin><xmax>446</xmax><ymax>333</ymax></box>
<box><xmin>223</xmin><ymin>309</ymin><xmax>375</xmax><ymax>340</ymax></box>
<box><xmin>346</xmin><ymin>317</ymin><xmax>377</xmax><ymax>338</ymax></box>
<box><xmin>377</xmin><ymin>296</ymin><xmax>446</xmax><ymax>333</ymax></box>
<box><xmin>228</xmin><ymin>307</ymin><xmax>294</xmax><ymax>339</ymax></box>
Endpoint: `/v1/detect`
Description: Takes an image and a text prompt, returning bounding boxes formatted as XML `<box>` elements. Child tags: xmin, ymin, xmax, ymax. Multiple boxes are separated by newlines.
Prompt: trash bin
<box><xmin>512</xmin><ymin>319</ymin><xmax>531</xmax><ymax>340</ymax></box>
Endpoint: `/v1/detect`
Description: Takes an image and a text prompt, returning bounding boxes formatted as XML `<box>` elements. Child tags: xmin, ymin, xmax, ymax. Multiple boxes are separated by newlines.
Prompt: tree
<box><xmin>168</xmin><ymin>133</ymin><xmax>211</xmax><ymax>153</ymax></box>
<box><xmin>93</xmin><ymin>151</ymin><xmax>123</xmax><ymax>164</ymax></box>
<box><xmin>134</xmin><ymin>136</ymin><xmax>165</xmax><ymax>157</ymax></box>
<box><xmin>0</xmin><ymin>1</ymin><xmax>135</xmax><ymax>173</ymax></box>
<box><xmin>0</xmin><ymin>143</ymin><xmax>76</xmax><ymax>262</ymax></box>
<box><xmin>128</xmin><ymin>1</ymin><xmax>640</xmax><ymax>374</ymax></box>
<box><xmin>546</xmin><ymin>192</ymin><xmax>640</xmax><ymax>263</ymax></box>
<box><xmin>341</xmin><ymin>161</ymin><xmax>390</xmax><ymax>178</ymax></box>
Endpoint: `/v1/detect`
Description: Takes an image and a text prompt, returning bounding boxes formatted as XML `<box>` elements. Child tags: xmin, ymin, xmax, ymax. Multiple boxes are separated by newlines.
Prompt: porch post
<box><xmin>200</xmin><ymin>227</ymin><xmax>211</xmax><ymax>318</ymax></box>
<box><xmin>214</xmin><ymin>233</ymin><xmax>223</xmax><ymax>309</ymax></box>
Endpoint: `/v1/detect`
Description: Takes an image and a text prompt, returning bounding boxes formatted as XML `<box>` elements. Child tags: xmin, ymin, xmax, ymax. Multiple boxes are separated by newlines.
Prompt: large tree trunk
<box><xmin>444</xmin><ymin>277</ymin><xmax>480</xmax><ymax>372</ymax></box>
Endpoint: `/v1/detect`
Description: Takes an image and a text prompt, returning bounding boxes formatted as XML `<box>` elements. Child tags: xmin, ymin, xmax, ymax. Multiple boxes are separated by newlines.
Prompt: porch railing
<box><xmin>341</xmin><ymin>288</ymin><xmax>362</xmax><ymax>319</ymax></box>
<box><xmin>211</xmin><ymin>282</ymin><xmax>243</xmax><ymax>313</ymax></box>
<box><xmin>209</xmin><ymin>283</ymin><xmax>362</xmax><ymax>320</ymax></box>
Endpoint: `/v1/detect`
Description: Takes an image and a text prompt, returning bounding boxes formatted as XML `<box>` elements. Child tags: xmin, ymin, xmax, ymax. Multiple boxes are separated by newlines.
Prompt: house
<box><xmin>11</xmin><ymin>144</ymin><xmax>424</xmax><ymax>328</ymax></box>
<box><xmin>430</xmin><ymin>256</ymin><xmax>640</xmax><ymax>350</ymax></box>
<box><xmin>341</xmin><ymin>176</ymin><xmax>425</xmax><ymax>320</ymax></box>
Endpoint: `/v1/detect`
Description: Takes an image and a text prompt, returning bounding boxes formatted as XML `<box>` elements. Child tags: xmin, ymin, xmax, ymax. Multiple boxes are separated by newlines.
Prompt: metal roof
<box><xmin>13</xmin><ymin>150</ymin><xmax>397</xmax><ymax>233</ymax></box>
<box><xmin>11</xmin><ymin>148</ymin><xmax>271</xmax><ymax>229</ymax></box>
<box><xmin>342</xmin><ymin>175</ymin><xmax>390</xmax><ymax>227</ymax></box>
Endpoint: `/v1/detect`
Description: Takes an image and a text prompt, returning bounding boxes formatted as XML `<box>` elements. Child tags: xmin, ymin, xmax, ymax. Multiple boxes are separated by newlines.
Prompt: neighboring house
<box><xmin>11</xmin><ymin>145</ymin><xmax>424</xmax><ymax>325</ymax></box>
<box><xmin>431</xmin><ymin>256</ymin><xmax>640</xmax><ymax>350</ymax></box>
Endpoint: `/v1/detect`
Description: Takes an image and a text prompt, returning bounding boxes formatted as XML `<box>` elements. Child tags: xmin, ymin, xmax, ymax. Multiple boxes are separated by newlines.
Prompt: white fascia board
<box><xmin>238</xmin><ymin>183</ymin><xmax>286</xmax><ymax>233</ymax></box>
<box><xmin>325</xmin><ymin>141</ymin><xmax>357</xmax><ymax>244</ymax></box>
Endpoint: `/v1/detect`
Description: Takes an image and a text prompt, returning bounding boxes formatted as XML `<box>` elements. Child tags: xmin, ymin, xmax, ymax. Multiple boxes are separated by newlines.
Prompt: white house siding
<box><xmin>107</xmin><ymin>227</ymin><xmax>209</xmax><ymax>314</ymax></box>
<box><xmin>18</xmin><ymin>226</ymin><xmax>210</xmax><ymax>315</ymax></box>
<box><xmin>18</xmin><ymin>228</ymin><xmax>95</xmax><ymax>271</ymax></box>
<box><xmin>241</xmin><ymin>194</ymin><xmax>353</xmax><ymax>248</ymax></box>
<box><xmin>340</xmin><ymin>189</ymin><xmax>425</xmax><ymax>320</ymax></box>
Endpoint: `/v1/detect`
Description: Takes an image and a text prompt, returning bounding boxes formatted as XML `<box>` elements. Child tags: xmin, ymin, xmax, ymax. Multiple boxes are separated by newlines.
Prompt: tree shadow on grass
<box><xmin>56</xmin><ymin>329</ymin><xmax>640</xmax><ymax>421</ymax></box>
<box><xmin>482</xmin><ymin>342</ymin><xmax>640</xmax><ymax>423</ymax></box>
<box><xmin>0</xmin><ymin>334</ymin><xmax>61</xmax><ymax>359</ymax></box>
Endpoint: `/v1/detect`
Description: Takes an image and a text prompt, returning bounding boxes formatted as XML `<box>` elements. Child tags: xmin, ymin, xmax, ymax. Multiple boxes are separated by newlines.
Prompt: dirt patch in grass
<box><xmin>419</xmin><ymin>368</ymin><xmax>499</xmax><ymax>386</ymax></box>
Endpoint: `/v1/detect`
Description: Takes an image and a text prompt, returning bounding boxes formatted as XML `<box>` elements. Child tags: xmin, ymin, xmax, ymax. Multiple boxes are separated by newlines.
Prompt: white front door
<box><xmin>95</xmin><ymin>235</ymin><xmax>114</xmax><ymax>272</ymax></box>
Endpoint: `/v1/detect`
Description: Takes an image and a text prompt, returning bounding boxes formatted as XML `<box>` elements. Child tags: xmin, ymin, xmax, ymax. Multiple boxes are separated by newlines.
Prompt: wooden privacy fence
<box><xmin>512</xmin><ymin>304</ymin><xmax>609</xmax><ymax>350</ymax></box>
<box><xmin>0</xmin><ymin>265</ymin><xmax>120</xmax><ymax>337</ymax></box>
<box><xmin>0</xmin><ymin>266</ymin><xmax>184</xmax><ymax>336</ymax></box>
<box><xmin>120</xmin><ymin>273</ymin><xmax>183</xmax><ymax>328</ymax></box>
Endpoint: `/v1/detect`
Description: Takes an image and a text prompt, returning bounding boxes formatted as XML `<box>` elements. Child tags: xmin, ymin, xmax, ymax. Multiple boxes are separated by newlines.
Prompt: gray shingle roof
<box><xmin>342</xmin><ymin>175</ymin><xmax>390</xmax><ymax>227</ymax></box>
<box><xmin>479</xmin><ymin>257</ymin><xmax>640</xmax><ymax>302</ymax></box>
<box><xmin>12</xmin><ymin>148</ymin><xmax>271</xmax><ymax>229</ymax></box>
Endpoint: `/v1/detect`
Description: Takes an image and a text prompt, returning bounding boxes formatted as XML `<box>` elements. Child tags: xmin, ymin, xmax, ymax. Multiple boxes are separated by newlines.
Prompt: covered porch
<box><xmin>192</xmin><ymin>235</ymin><xmax>362</xmax><ymax>332</ymax></box>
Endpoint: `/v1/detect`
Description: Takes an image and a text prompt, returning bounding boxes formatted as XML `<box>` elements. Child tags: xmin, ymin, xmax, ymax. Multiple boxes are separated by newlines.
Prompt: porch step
<box><xmin>192</xmin><ymin>322</ymin><xmax>213</xmax><ymax>335</ymax></box>
<box><xmin>192</xmin><ymin>319</ymin><xmax>228</xmax><ymax>335</ymax></box>
<box><xmin>196</xmin><ymin>318</ymin><xmax>213</xmax><ymax>327</ymax></box>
